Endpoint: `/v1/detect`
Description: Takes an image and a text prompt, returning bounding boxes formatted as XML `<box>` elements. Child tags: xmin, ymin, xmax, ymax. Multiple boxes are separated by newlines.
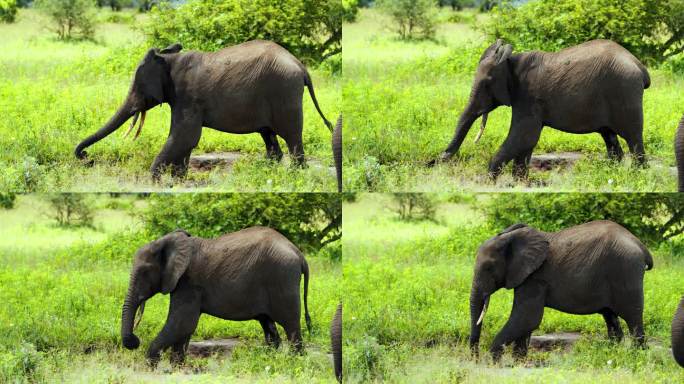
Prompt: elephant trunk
<box><xmin>672</xmin><ymin>296</ymin><xmax>684</xmax><ymax>367</ymax></box>
<box><xmin>330</xmin><ymin>303</ymin><xmax>342</xmax><ymax>383</ymax></box>
<box><xmin>121</xmin><ymin>274</ymin><xmax>141</xmax><ymax>350</ymax></box>
<box><xmin>469</xmin><ymin>285</ymin><xmax>488</xmax><ymax>353</ymax></box>
<box><xmin>675</xmin><ymin>114</ymin><xmax>684</xmax><ymax>192</ymax></box>
<box><xmin>74</xmin><ymin>99</ymin><xmax>137</xmax><ymax>160</ymax></box>
<box><xmin>439</xmin><ymin>104</ymin><xmax>481</xmax><ymax>162</ymax></box>
<box><xmin>332</xmin><ymin>115</ymin><xmax>343</xmax><ymax>193</ymax></box>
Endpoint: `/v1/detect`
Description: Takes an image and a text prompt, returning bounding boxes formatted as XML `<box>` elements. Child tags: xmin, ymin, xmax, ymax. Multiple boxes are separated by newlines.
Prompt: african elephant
<box><xmin>470</xmin><ymin>221</ymin><xmax>653</xmax><ymax>361</ymax></box>
<box><xmin>75</xmin><ymin>40</ymin><xmax>333</xmax><ymax>181</ymax></box>
<box><xmin>675</xmin><ymin>115</ymin><xmax>684</xmax><ymax>191</ymax></box>
<box><xmin>332</xmin><ymin>115</ymin><xmax>342</xmax><ymax>192</ymax></box>
<box><xmin>331</xmin><ymin>302</ymin><xmax>342</xmax><ymax>382</ymax></box>
<box><xmin>434</xmin><ymin>39</ymin><xmax>650</xmax><ymax>179</ymax></box>
<box><xmin>673</xmin><ymin>296</ymin><xmax>684</xmax><ymax>367</ymax></box>
<box><xmin>120</xmin><ymin>227</ymin><xmax>312</xmax><ymax>365</ymax></box>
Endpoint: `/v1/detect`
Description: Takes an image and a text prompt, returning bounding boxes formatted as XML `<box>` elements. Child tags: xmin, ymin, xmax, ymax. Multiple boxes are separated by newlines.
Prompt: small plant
<box><xmin>35</xmin><ymin>0</ymin><xmax>97</xmax><ymax>40</ymax></box>
<box><xmin>0</xmin><ymin>0</ymin><xmax>18</xmax><ymax>23</ymax></box>
<box><xmin>0</xmin><ymin>192</ymin><xmax>16</xmax><ymax>209</ymax></box>
<box><xmin>392</xmin><ymin>193</ymin><xmax>437</xmax><ymax>221</ymax></box>
<box><xmin>377</xmin><ymin>0</ymin><xmax>438</xmax><ymax>39</ymax></box>
<box><xmin>47</xmin><ymin>194</ymin><xmax>94</xmax><ymax>227</ymax></box>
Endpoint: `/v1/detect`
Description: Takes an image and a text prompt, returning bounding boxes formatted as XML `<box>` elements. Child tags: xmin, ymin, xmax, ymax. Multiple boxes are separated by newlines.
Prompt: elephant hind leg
<box><xmin>600</xmin><ymin>308</ymin><xmax>624</xmax><ymax>342</ymax></box>
<box><xmin>613</xmin><ymin>289</ymin><xmax>646</xmax><ymax>347</ymax></box>
<box><xmin>258</xmin><ymin>127</ymin><xmax>284</xmax><ymax>162</ymax></box>
<box><xmin>599</xmin><ymin>129</ymin><xmax>624</xmax><ymax>162</ymax></box>
<box><xmin>257</xmin><ymin>314</ymin><xmax>281</xmax><ymax>349</ymax></box>
<box><xmin>274</xmin><ymin>108</ymin><xmax>305</xmax><ymax>167</ymax></box>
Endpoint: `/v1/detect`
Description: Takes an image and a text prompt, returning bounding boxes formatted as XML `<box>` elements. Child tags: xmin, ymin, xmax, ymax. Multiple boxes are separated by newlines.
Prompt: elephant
<box><xmin>675</xmin><ymin>115</ymin><xmax>684</xmax><ymax>191</ymax></box>
<box><xmin>331</xmin><ymin>302</ymin><xmax>342</xmax><ymax>382</ymax></box>
<box><xmin>433</xmin><ymin>39</ymin><xmax>650</xmax><ymax>179</ymax></box>
<box><xmin>673</xmin><ymin>296</ymin><xmax>684</xmax><ymax>367</ymax></box>
<box><xmin>120</xmin><ymin>227</ymin><xmax>312</xmax><ymax>365</ymax></box>
<box><xmin>75</xmin><ymin>40</ymin><xmax>333</xmax><ymax>182</ymax></box>
<box><xmin>332</xmin><ymin>115</ymin><xmax>342</xmax><ymax>192</ymax></box>
<box><xmin>469</xmin><ymin>221</ymin><xmax>653</xmax><ymax>361</ymax></box>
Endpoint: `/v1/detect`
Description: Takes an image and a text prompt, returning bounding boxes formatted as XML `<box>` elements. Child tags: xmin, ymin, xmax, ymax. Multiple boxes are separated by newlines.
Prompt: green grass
<box><xmin>0</xmin><ymin>10</ymin><xmax>340</xmax><ymax>192</ymax></box>
<box><xmin>0</xmin><ymin>195</ymin><xmax>342</xmax><ymax>383</ymax></box>
<box><xmin>342</xmin><ymin>9</ymin><xmax>683</xmax><ymax>192</ymax></box>
<box><xmin>343</xmin><ymin>194</ymin><xmax>684</xmax><ymax>383</ymax></box>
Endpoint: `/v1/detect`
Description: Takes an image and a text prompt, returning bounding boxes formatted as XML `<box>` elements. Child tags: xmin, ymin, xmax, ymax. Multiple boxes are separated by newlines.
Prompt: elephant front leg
<box><xmin>600</xmin><ymin>308</ymin><xmax>623</xmax><ymax>342</ymax></box>
<box><xmin>170</xmin><ymin>335</ymin><xmax>191</xmax><ymax>367</ymax></box>
<box><xmin>150</xmin><ymin>110</ymin><xmax>202</xmax><ymax>182</ymax></box>
<box><xmin>490</xmin><ymin>281</ymin><xmax>545</xmax><ymax>361</ymax></box>
<box><xmin>259</xmin><ymin>128</ymin><xmax>284</xmax><ymax>162</ymax></box>
<box><xmin>146</xmin><ymin>287</ymin><xmax>201</xmax><ymax>367</ymax></box>
<box><xmin>488</xmin><ymin>115</ymin><xmax>542</xmax><ymax>180</ymax></box>
<box><xmin>599</xmin><ymin>130</ymin><xmax>624</xmax><ymax>162</ymax></box>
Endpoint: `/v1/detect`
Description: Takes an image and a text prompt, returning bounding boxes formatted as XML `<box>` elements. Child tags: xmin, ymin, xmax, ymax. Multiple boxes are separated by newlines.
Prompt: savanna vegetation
<box><xmin>343</xmin><ymin>193</ymin><xmax>684</xmax><ymax>383</ymax></box>
<box><xmin>0</xmin><ymin>1</ymin><xmax>342</xmax><ymax>193</ymax></box>
<box><xmin>0</xmin><ymin>194</ymin><xmax>342</xmax><ymax>382</ymax></box>
<box><xmin>343</xmin><ymin>2</ymin><xmax>684</xmax><ymax>192</ymax></box>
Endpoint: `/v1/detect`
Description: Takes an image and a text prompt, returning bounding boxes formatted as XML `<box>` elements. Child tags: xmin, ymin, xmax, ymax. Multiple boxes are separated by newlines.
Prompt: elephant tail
<box><xmin>302</xmin><ymin>258</ymin><xmax>312</xmax><ymax>334</ymax></box>
<box><xmin>302</xmin><ymin>70</ymin><xmax>333</xmax><ymax>132</ymax></box>
<box><xmin>644</xmin><ymin>250</ymin><xmax>654</xmax><ymax>271</ymax></box>
<box><xmin>637</xmin><ymin>61</ymin><xmax>651</xmax><ymax>89</ymax></box>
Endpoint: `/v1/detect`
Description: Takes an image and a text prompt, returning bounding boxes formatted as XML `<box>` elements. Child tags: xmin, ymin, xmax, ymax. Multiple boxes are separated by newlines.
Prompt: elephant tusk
<box><xmin>133</xmin><ymin>300</ymin><xmax>145</xmax><ymax>330</ymax></box>
<box><xmin>473</xmin><ymin>113</ymin><xmax>488</xmax><ymax>144</ymax></box>
<box><xmin>123</xmin><ymin>112</ymin><xmax>140</xmax><ymax>138</ymax></box>
<box><xmin>476</xmin><ymin>295</ymin><xmax>490</xmax><ymax>326</ymax></box>
<box><xmin>133</xmin><ymin>110</ymin><xmax>146</xmax><ymax>141</ymax></box>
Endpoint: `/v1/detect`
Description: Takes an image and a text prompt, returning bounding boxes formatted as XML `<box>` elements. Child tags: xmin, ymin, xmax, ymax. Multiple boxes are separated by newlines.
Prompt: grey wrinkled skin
<box><xmin>75</xmin><ymin>40</ymin><xmax>333</xmax><ymax>182</ymax></box>
<box><xmin>120</xmin><ymin>227</ymin><xmax>312</xmax><ymax>366</ymax></box>
<box><xmin>330</xmin><ymin>302</ymin><xmax>342</xmax><ymax>382</ymax></box>
<box><xmin>434</xmin><ymin>39</ymin><xmax>650</xmax><ymax>179</ymax></box>
<box><xmin>332</xmin><ymin>115</ymin><xmax>342</xmax><ymax>192</ymax></box>
<box><xmin>673</xmin><ymin>296</ymin><xmax>684</xmax><ymax>367</ymax></box>
<box><xmin>675</xmin><ymin>115</ymin><xmax>684</xmax><ymax>191</ymax></box>
<box><xmin>469</xmin><ymin>221</ymin><xmax>653</xmax><ymax>361</ymax></box>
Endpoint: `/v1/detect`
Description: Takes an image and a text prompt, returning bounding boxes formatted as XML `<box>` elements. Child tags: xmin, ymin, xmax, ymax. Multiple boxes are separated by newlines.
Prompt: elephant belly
<box><xmin>200</xmin><ymin>285</ymin><xmax>271</xmax><ymax>321</ymax></box>
<box><xmin>545</xmin><ymin>283</ymin><xmax>612</xmax><ymax>315</ymax></box>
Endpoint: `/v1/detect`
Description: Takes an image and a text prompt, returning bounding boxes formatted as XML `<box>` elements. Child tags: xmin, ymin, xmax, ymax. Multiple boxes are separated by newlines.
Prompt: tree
<box><xmin>0</xmin><ymin>0</ymin><xmax>17</xmax><ymax>23</ymax></box>
<box><xmin>377</xmin><ymin>0</ymin><xmax>438</xmax><ymax>39</ymax></box>
<box><xmin>47</xmin><ymin>194</ymin><xmax>94</xmax><ymax>227</ymax></box>
<box><xmin>392</xmin><ymin>193</ymin><xmax>437</xmax><ymax>222</ymax></box>
<box><xmin>144</xmin><ymin>0</ymin><xmax>349</xmax><ymax>65</ymax></box>
<box><xmin>35</xmin><ymin>0</ymin><xmax>97</xmax><ymax>40</ymax></box>
<box><xmin>484</xmin><ymin>0</ymin><xmax>684</xmax><ymax>64</ymax></box>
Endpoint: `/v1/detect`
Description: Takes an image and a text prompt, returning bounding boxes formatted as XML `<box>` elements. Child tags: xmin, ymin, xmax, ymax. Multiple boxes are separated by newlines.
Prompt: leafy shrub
<box><xmin>391</xmin><ymin>193</ymin><xmax>437</xmax><ymax>222</ymax></box>
<box><xmin>484</xmin><ymin>0</ymin><xmax>684</xmax><ymax>64</ymax></box>
<box><xmin>35</xmin><ymin>0</ymin><xmax>97</xmax><ymax>40</ymax></box>
<box><xmin>0</xmin><ymin>192</ymin><xmax>16</xmax><ymax>209</ymax></box>
<box><xmin>0</xmin><ymin>0</ymin><xmax>17</xmax><ymax>23</ymax></box>
<box><xmin>481</xmin><ymin>193</ymin><xmax>684</xmax><ymax>245</ymax></box>
<box><xmin>99</xmin><ymin>10</ymin><xmax>134</xmax><ymax>24</ymax></box>
<box><xmin>144</xmin><ymin>0</ymin><xmax>349</xmax><ymax>65</ymax></box>
<box><xmin>47</xmin><ymin>194</ymin><xmax>94</xmax><ymax>227</ymax></box>
<box><xmin>377</xmin><ymin>0</ymin><xmax>438</xmax><ymax>39</ymax></box>
<box><xmin>141</xmin><ymin>193</ymin><xmax>341</xmax><ymax>254</ymax></box>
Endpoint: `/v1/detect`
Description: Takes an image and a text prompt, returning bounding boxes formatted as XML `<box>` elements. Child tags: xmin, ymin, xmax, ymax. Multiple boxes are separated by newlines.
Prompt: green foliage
<box><xmin>377</xmin><ymin>0</ymin><xmax>438</xmax><ymax>39</ymax></box>
<box><xmin>35</xmin><ymin>0</ymin><xmax>97</xmax><ymax>40</ymax></box>
<box><xmin>0</xmin><ymin>192</ymin><xmax>16</xmax><ymax>209</ymax></box>
<box><xmin>47</xmin><ymin>194</ymin><xmax>94</xmax><ymax>227</ymax></box>
<box><xmin>484</xmin><ymin>0</ymin><xmax>684</xmax><ymax>64</ymax></box>
<box><xmin>481</xmin><ymin>193</ymin><xmax>684</xmax><ymax>245</ymax></box>
<box><xmin>141</xmin><ymin>193</ymin><xmax>341</xmax><ymax>255</ymax></box>
<box><xmin>144</xmin><ymin>0</ymin><xmax>345</xmax><ymax>65</ymax></box>
<box><xmin>391</xmin><ymin>193</ymin><xmax>437</xmax><ymax>221</ymax></box>
<box><xmin>0</xmin><ymin>0</ymin><xmax>17</xmax><ymax>23</ymax></box>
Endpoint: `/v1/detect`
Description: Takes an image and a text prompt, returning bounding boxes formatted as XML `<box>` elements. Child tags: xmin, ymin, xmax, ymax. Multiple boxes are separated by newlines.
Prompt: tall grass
<box><xmin>343</xmin><ymin>9</ymin><xmax>683</xmax><ymax>192</ymax></box>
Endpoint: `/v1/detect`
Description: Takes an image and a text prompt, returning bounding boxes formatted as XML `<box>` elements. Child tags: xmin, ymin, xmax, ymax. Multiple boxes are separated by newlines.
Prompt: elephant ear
<box><xmin>159</xmin><ymin>231</ymin><xmax>195</xmax><ymax>294</ymax></box>
<box><xmin>139</xmin><ymin>49</ymin><xmax>167</xmax><ymax>105</ymax></box>
<box><xmin>160</xmin><ymin>43</ymin><xmax>183</xmax><ymax>54</ymax></box>
<box><xmin>491</xmin><ymin>42</ymin><xmax>513</xmax><ymax>106</ymax></box>
<box><xmin>503</xmin><ymin>226</ymin><xmax>548</xmax><ymax>289</ymax></box>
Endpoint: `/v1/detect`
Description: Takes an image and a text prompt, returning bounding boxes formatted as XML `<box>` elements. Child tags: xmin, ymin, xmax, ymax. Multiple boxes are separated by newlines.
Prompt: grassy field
<box><xmin>342</xmin><ymin>9</ymin><xmax>684</xmax><ymax>192</ymax></box>
<box><xmin>343</xmin><ymin>194</ymin><xmax>684</xmax><ymax>383</ymax></box>
<box><xmin>0</xmin><ymin>10</ymin><xmax>340</xmax><ymax>192</ymax></box>
<box><xmin>0</xmin><ymin>195</ymin><xmax>342</xmax><ymax>383</ymax></box>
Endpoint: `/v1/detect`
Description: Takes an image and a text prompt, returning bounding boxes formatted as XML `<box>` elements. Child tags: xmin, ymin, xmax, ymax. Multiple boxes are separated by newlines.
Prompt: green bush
<box><xmin>35</xmin><ymin>0</ymin><xmax>97</xmax><ymax>40</ymax></box>
<box><xmin>484</xmin><ymin>0</ymin><xmax>684</xmax><ymax>64</ymax></box>
<box><xmin>47</xmin><ymin>194</ymin><xmax>94</xmax><ymax>228</ymax></box>
<box><xmin>0</xmin><ymin>0</ymin><xmax>17</xmax><ymax>23</ymax></box>
<box><xmin>143</xmin><ymin>0</ymin><xmax>349</xmax><ymax>65</ymax></box>
<box><xmin>391</xmin><ymin>193</ymin><xmax>437</xmax><ymax>222</ymax></box>
<box><xmin>481</xmin><ymin>193</ymin><xmax>684</xmax><ymax>245</ymax></box>
<box><xmin>141</xmin><ymin>193</ymin><xmax>341</xmax><ymax>255</ymax></box>
<box><xmin>377</xmin><ymin>0</ymin><xmax>438</xmax><ymax>39</ymax></box>
<box><xmin>0</xmin><ymin>192</ymin><xmax>15</xmax><ymax>209</ymax></box>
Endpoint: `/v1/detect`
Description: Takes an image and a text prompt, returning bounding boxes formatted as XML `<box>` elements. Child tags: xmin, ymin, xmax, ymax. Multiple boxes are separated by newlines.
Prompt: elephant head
<box><xmin>121</xmin><ymin>229</ymin><xmax>195</xmax><ymax>350</ymax></box>
<box><xmin>438</xmin><ymin>39</ymin><xmax>513</xmax><ymax>163</ymax></box>
<box><xmin>469</xmin><ymin>224</ymin><xmax>548</xmax><ymax>352</ymax></box>
<box><xmin>74</xmin><ymin>43</ymin><xmax>183</xmax><ymax>160</ymax></box>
